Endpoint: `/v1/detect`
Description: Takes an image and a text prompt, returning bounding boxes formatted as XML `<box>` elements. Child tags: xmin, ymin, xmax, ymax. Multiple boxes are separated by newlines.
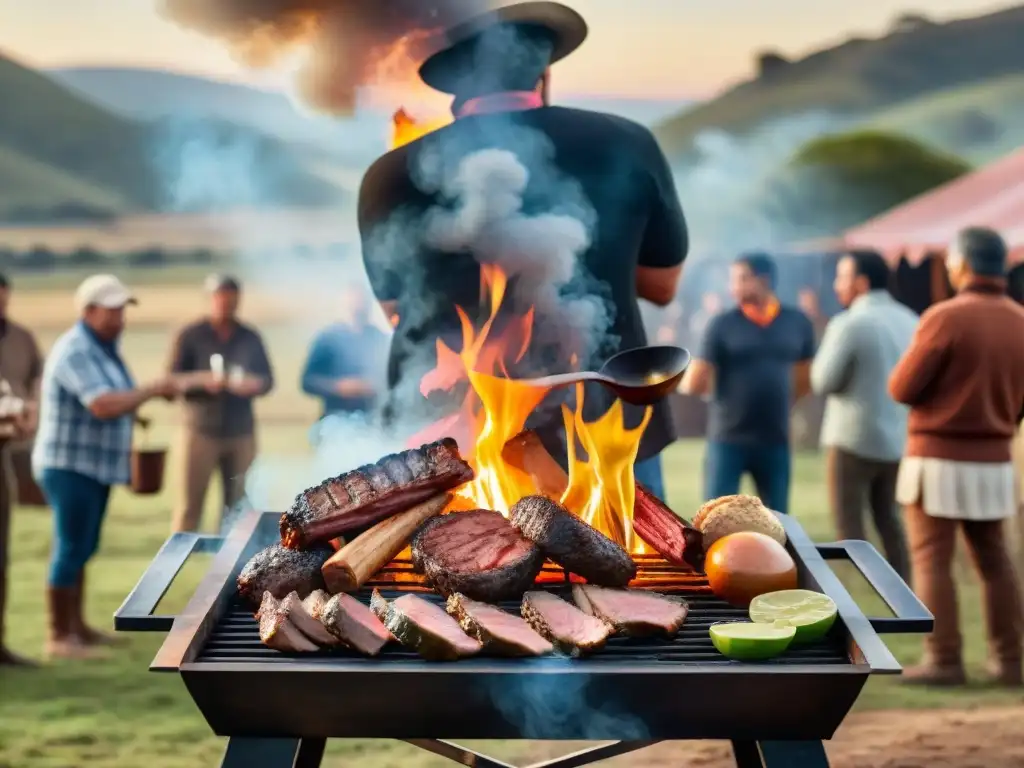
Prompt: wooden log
<box><xmin>501</xmin><ymin>430</ymin><xmax>569</xmax><ymax>497</ymax></box>
<box><xmin>321</xmin><ymin>494</ymin><xmax>451</xmax><ymax>593</ymax></box>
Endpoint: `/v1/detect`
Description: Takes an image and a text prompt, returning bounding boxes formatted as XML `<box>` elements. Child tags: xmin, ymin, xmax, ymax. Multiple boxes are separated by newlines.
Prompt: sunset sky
<box><xmin>2</xmin><ymin>0</ymin><xmax>1016</xmax><ymax>98</ymax></box>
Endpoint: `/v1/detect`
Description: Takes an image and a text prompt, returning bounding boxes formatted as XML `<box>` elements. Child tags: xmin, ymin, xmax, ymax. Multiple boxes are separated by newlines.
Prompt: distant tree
<box><xmin>765</xmin><ymin>130</ymin><xmax>971</xmax><ymax>236</ymax></box>
<box><xmin>17</xmin><ymin>246</ymin><xmax>57</xmax><ymax>271</ymax></box>
<box><xmin>124</xmin><ymin>247</ymin><xmax>167</xmax><ymax>266</ymax></box>
<box><xmin>756</xmin><ymin>51</ymin><xmax>790</xmax><ymax>79</ymax></box>
<box><xmin>67</xmin><ymin>246</ymin><xmax>106</xmax><ymax>266</ymax></box>
<box><xmin>892</xmin><ymin>12</ymin><xmax>934</xmax><ymax>33</ymax></box>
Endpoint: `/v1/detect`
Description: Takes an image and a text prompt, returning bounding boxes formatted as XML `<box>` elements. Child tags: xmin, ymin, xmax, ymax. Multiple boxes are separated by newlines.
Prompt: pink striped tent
<box><xmin>844</xmin><ymin>148</ymin><xmax>1024</xmax><ymax>264</ymax></box>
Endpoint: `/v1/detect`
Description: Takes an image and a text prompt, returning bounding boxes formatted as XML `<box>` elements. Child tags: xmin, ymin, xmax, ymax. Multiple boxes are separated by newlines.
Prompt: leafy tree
<box><xmin>766</xmin><ymin>130</ymin><xmax>971</xmax><ymax>236</ymax></box>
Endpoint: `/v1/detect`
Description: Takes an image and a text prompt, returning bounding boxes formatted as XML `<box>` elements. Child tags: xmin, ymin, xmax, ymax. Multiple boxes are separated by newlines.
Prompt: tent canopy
<box><xmin>844</xmin><ymin>147</ymin><xmax>1024</xmax><ymax>265</ymax></box>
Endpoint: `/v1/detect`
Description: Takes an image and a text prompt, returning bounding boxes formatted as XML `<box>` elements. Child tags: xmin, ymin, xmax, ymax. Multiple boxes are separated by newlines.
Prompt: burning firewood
<box><xmin>501</xmin><ymin>430</ymin><xmax>705</xmax><ymax>572</ymax></box>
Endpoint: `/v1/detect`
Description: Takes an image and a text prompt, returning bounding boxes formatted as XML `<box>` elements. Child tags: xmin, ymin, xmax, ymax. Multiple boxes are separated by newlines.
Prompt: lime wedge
<box><xmin>748</xmin><ymin>589</ymin><xmax>838</xmax><ymax>644</ymax></box>
<box><xmin>709</xmin><ymin>622</ymin><xmax>796</xmax><ymax>660</ymax></box>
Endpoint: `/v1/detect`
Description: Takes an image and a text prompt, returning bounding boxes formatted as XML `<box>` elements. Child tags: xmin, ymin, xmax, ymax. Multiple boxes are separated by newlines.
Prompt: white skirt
<box><xmin>896</xmin><ymin>456</ymin><xmax>1016</xmax><ymax>521</ymax></box>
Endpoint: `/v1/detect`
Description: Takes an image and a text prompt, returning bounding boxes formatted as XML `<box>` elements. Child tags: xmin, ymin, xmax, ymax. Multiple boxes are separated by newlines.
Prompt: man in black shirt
<box><xmin>358</xmin><ymin>2</ymin><xmax>687</xmax><ymax>498</ymax></box>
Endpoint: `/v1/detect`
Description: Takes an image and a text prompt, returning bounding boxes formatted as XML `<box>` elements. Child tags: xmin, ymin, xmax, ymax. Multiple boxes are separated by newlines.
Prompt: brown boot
<box><xmin>902</xmin><ymin>660</ymin><xmax>966</xmax><ymax>687</ymax></box>
<box><xmin>45</xmin><ymin>586</ymin><xmax>108</xmax><ymax>661</ymax></box>
<box><xmin>0</xmin><ymin>567</ymin><xmax>37</xmax><ymax>667</ymax></box>
<box><xmin>72</xmin><ymin>572</ymin><xmax>122</xmax><ymax>647</ymax></box>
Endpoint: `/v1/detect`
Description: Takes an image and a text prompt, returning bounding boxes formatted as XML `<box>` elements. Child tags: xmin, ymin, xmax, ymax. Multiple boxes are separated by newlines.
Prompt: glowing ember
<box><xmin>415</xmin><ymin>264</ymin><xmax>653</xmax><ymax>555</ymax></box>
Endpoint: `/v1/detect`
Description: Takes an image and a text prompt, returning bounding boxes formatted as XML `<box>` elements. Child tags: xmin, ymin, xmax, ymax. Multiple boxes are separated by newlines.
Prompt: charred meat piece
<box><xmin>257</xmin><ymin>593</ymin><xmax>319</xmax><ymax>653</ymax></box>
<box><xmin>320</xmin><ymin>593</ymin><xmax>392</xmax><ymax>656</ymax></box>
<box><xmin>521</xmin><ymin>591</ymin><xmax>611</xmax><ymax>656</ymax></box>
<box><xmin>280</xmin><ymin>439</ymin><xmax>474</xmax><ymax>549</ymax></box>
<box><xmin>374</xmin><ymin>592</ymin><xmax>482</xmax><ymax>661</ymax></box>
<box><xmin>237</xmin><ymin>544</ymin><xmax>333</xmax><ymax>609</ymax></box>
<box><xmin>446</xmin><ymin>593</ymin><xmax>553</xmax><ymax>656</ymax></box>
<box><xmin>411</xmin><ymin>510</ymin><xmax>544</xmax><ymax>602</ymax></box>
<box><xmin>510</xmin><ymin>496</ymin><xmax>637</xmax><ymax>587</ymax></box>
<box><xmin>572</xmin><ymin>584</ymin><xmax>689</xmax><ymax>637</ymax></box>
<box><xmin>280</xmin><ymin>591</ymin><xmax>342</xmax><ymax>646</ymax></box>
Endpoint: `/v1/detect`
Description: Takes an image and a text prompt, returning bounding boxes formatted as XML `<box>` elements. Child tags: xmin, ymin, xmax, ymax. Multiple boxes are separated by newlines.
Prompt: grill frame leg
<box><xmin>732</xmin><ymin>741</ymin><xmax>831</xmax><ymax>767</ymax></box>
<box><xmin>219</xmin><ymin>737</ymin><xmax>326</xmax><ymax>768</ymax></box>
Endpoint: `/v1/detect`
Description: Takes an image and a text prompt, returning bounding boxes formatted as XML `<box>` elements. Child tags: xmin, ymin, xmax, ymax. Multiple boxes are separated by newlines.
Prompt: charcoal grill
<box><xmin>116</xmin><ymin>510</ymin><xmax>931</xmax><ymax>768</ymax></box>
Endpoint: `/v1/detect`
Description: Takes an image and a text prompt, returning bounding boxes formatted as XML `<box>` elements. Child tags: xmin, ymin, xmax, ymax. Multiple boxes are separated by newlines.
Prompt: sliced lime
<box><xmin>709</xmin><ymin>622</ymin><xmax>796</xmax><ymax>660</ymax></box>
<box><xmin>748</xmin><ymin>589</ymin><xmax>838</xmax><ymax>644</ymax></box>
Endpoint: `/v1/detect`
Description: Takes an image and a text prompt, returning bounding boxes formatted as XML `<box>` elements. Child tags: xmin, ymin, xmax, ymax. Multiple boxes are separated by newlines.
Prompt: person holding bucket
<box><xmin>32</xmin><ymin>275</ymin><xmax>180</xmax><ymax>660</ymax></box>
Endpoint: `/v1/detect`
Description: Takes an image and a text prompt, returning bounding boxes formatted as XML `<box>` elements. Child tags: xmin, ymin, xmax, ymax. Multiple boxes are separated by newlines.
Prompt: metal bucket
<box><xmin>131</xmin><ymin>448</ymin><xmax>167</xmax><ymax>496</ymax></box>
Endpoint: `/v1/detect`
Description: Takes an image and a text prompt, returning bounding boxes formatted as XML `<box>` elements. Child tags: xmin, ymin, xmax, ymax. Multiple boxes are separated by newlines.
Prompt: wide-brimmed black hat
<box><xmin>418</xmin><ymin>1</ymin><xmax>588</xmax><ymax>94</ymax></box>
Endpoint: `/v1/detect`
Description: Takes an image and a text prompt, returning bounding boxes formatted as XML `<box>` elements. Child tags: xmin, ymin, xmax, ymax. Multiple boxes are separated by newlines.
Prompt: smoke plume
<box><xmin>159</xmin><ymin>0</ymin><xmax>497</xmax><ymax>113</ymax></box>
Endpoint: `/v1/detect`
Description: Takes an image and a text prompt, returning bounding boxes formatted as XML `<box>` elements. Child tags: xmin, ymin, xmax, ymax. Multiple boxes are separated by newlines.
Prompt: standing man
<box><xmin>890</xmin><ymin>227</ymin><xmax>1024</xmax><ymax>687</ymax></box>
<box><xmin>0</xmin><ymin>274</ymin><xmax>43</xmax><ymax>666</ymax></box>
<box><xmin>300</xmin><ymin>284</ymin><xmax>388</xmax><ymax>426</ymax></box>
<box><xmin>680</xmin><ymin>253</ymin><xmax>816</xmax><ymax>513</ymax></box>
<box><xmin>811</xmin><ymin>250</ymin><xmax>916</xmax><ymax>581</ymax></box>
<box><xmin>34</xmin><ymin>275</ymin><xmax>178</xmax><ymax>659</ymax></box>
<box><xmin>357</xmin><ymin>2</ymin><xmax>687</xmax><ymax>501</ymax></box>
<box><xmin>168</xmin><ymin>275</ymin><xmax>274</xmax><ymax>533</ymax></box>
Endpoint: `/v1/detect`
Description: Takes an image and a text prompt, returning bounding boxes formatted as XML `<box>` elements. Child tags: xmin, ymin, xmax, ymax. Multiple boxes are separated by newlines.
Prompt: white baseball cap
<box><xmin>74</xmin><ymin>274</ymin><xmax>137</xmax><ymax>312</ymax></box>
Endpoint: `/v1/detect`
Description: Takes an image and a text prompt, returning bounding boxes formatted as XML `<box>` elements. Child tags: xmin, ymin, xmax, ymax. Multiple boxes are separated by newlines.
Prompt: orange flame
<box><xmin>415</xmin><ymin>264</ymin><xmax>652</xmax><ymax>554</ymax></box>
<box><xmin>391</xmin><ymin>107</ymin><xmax>452</xmax><ymax>149</ymax></box>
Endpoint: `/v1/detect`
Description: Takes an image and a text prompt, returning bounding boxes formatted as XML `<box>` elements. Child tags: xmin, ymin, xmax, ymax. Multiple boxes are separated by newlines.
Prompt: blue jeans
<box><xmin>634</xmin><ymin>455</ymin><xmax>666</xmax><ymax>501</ymax></box>
<box><xmin>40</xmin><ymin>469</ymin><xmax>111</xmax><ymax>587</ymax></box>
<box><xmin>704</xmin><ymin>442</ymin><xmax>791</xmax><ymax>514</ymax></box>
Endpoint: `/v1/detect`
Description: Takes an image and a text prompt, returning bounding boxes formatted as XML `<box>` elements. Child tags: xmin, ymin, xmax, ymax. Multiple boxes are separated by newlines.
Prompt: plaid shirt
<box><xmin>32</xmin><ymin>323</ymin><xmax>135</xmax><ymax>486</ymax></box>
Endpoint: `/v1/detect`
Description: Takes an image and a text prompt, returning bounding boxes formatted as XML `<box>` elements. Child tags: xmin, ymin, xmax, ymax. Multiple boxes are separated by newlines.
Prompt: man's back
<box><xmin>358</xmin><ymin>105</ymin><xmax>687</xmax><ymax>458</ymax></box>
<box><xmin>815</xmin><ymin>291</ymin><xmax>918</xmax><ymax>462</ymax></box>
<box><xmin>891</xmin><ymin>283</ymin><xmax>1024</xmax><ymax>461</ymax></box>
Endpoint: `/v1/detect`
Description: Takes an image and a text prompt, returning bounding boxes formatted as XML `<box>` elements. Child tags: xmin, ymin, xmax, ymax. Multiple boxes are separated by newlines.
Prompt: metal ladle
<box><xmin>516</xmin><ymin>345</ymin><xmax>691</xmax><ymax>405</ymax></box>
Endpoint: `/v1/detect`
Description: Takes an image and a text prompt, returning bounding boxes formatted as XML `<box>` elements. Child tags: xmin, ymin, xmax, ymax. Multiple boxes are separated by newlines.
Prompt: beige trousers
<box><xmin>172</xmin><ymin>430</ymin><xmax>256</xmax><ymax>533</ymax></box>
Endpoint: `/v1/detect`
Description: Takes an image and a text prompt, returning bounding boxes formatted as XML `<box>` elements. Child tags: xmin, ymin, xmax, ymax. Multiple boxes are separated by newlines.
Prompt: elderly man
<box><xmin>33</xmin><ymin>275</ymin><xmax>178</xmax><ymax>660</ymax></box>
<box><xmin>681</xmin><ymin>253</ymin><xmax>816</xmax><ymax>513</ymax></box>
<box><xmin>358</xmin><ymin>2</ymin><xmax>687</xmax><ymax>500</ymax></box>
<box><xmin>812</xmin><ymin>250</ymin><xmax>917</xmax><ymax>581</ymax></box>
<box><xmin>890</xmin><ymin>227</ymin><xmax>1024</xmax><ymax>687</ymax></box>
<box><xmin>0</xmin><ymin>273</ymin><xmax>43</xmax><ymax>666</ymax></box>
<box><xmin>168</xmin><ymin>275</ymin><xmax>274</xmax><ymax>533</ymax></box>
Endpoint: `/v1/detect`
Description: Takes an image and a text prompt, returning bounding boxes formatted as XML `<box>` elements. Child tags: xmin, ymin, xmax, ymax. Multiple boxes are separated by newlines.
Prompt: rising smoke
<box><xmin>159</xmin><ymin>0</ymin><xmax>497</xmax><ymax>113</ymax></box>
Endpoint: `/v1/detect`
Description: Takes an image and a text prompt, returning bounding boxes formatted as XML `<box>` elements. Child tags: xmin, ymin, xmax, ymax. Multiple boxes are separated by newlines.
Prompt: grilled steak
<box><xmin>572</xmin><ymin>584</ymin><xmax>689</xmax><ymax>637</ymax></box>
<box><xmin>257</xmin><ymin>593</ymin><xmax>319</xmax><ymax>653</ymax></box>
<box><xmin>510</xmin><ymin>496</ymin><xmax>637</xmax><ymax>587</ymax></box>
<box><xmin>446</xmin><ymin>593</ymin><xmax>553</xmax><ymax>656</ymax></box>
<box><xmin>279</xmin><ymin>591</ymin><xmax>342</xmax><ymax>646</ymax></box>
<box><xmin>321</xmin><ymin>593</ymin><xmax>392</xmax><ymax>656</ymax></box>
<box><xmin>302</xmin><ymin>589</ymin><xmax>330</xmax><ymax>621</ymax></box>
<box><xmin>280</xmin><ymin>439</ymin><xmax>474</xmax><ymax>549</ymax></box>
<box><xmin>412</xmin><ymin>509</ymin><xmax>544</xmax><ymax>602</ymax></box>
<box><xmin>521</xmin><ymin>591</ymin><xmax>611</xmax><ymax>656</ymax></box>
<box><xmin>370</xmin><ymin>588</ymin><xmax>391</xmax><ymax>623</ymax></box>
<box><xmin>237</xmin><ymin>543</ymin><xmax>333</xmax><ymax>609</ymax></box>
<box><xmin>373</xmin><ymin>591</ymin><xmax>482</xmax><ymax>661</ymax></box>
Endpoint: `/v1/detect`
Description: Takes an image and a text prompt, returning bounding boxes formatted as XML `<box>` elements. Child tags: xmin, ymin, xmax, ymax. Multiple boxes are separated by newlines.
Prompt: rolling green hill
<box><xmin>654</xmin><ymin>5</ymin><xmax>1024</xmax><ymax>159</ymax></box>
<box><xmin>0</xmin><ymin>51</ymin><xmax>346</xmax><ymax>221</ymax></box>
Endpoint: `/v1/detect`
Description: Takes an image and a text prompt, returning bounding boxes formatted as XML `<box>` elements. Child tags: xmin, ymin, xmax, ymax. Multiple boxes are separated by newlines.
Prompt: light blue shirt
<box><xmin>811</xmin><ymin>290</ymin><xmax>919</xmax><ymax>462</ymax></box>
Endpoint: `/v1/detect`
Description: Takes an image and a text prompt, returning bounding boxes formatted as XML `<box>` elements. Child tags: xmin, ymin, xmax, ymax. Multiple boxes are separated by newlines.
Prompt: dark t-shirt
<box><xmin>357</xmin><ymin>105</ymin><xmax>688</xmax><ymax>460</ymax></box>
<box><xmin>699</xmin><ymin>307</ymin><xmax>816</xmax><ymax>446</ymax></box>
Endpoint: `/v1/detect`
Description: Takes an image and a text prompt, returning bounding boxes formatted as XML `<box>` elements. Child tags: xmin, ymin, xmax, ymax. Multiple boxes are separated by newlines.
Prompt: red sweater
<box><xmin>888</xmin><ymin>279</ymin><xmax>1024</xmax><ymax>462</ymax></box>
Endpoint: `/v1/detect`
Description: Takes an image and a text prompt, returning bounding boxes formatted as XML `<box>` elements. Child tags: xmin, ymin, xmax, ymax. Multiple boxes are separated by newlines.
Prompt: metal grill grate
<box><xmin>198</xmin><ymin>558</ymin><xmax>850</xmax><ymax>667</ymax></box>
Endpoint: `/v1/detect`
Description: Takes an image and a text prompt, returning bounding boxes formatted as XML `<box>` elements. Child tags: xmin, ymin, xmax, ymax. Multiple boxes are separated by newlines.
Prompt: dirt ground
<box><xmin>512</xmin><ymin>706</ymin><xmax>1024</xmax><ymax>767</ymax></box>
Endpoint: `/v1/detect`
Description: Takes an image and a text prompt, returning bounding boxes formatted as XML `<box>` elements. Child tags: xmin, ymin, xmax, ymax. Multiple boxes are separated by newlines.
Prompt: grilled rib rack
<box><xmin>116</xmin><ymin>510</ymin><xmax>932</xmax><ymax>768</ymax></box>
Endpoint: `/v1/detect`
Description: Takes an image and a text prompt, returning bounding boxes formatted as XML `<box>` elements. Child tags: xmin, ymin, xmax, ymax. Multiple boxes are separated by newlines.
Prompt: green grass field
<box><xmin>1</xmin><ymin>283</ymin><xmax>1022</xmax><ymax>767</ymax></box>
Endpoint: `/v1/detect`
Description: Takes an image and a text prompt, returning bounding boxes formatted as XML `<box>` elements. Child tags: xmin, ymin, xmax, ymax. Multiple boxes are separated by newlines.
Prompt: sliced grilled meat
<box><xmin>280</xmin><ymin>439</ymin><xmax>474</xmax><ymax>549</ymax></box>
<box><xmin>572</xmin><ymin>584</ymin><xmax>689</xmax><ymax>637</ymax></box>
<box><xmin>521</xmin><ymin>591</ymin><xmax>610</xmax><ymax>656</ymax></box>
<box><xmin>374</xmin><ymin>592</ymin><xmax>482</xmax><ymax>661</ymax></box>
<box><xmin>412</xmin><ymin>509</ymin><xmax>543</xmax><ymax>602</ymax></box>
<box><xmin>257</xmin><ymin>593</ymin><xmax>319</xmax><ymax>653</ymax></box>
<box><xmin>320</xmin><ymin>593</ymin><xmax>392</xmax><ymax>656</ymax></box>
<box><xmin>237</xmin><ymin>543</ymin><xmax>333</xmax><ymax>609</ymax></box>
<box><xmin>510</xmin><ymin>496</ymin><xmax>636</xmax><ymax>587</ymax></box>
<box><xmin>280</xmin><ymin>591</ymin><xmax>342</xmax><ymax>646</ymax></box>
<box><xmin>370</xmin><ymin>588</ymin><xmax>391</xmax><ymax>624</ymax></box>
<box><xmin>446</xmin><ymin>593</ymin><xmax>553</xmax><ymax>656</ymax></box>
<box><xmin>302</xmin><ymin>589</ymin><xmax>330</xmax><ymax>621</ymax></box>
